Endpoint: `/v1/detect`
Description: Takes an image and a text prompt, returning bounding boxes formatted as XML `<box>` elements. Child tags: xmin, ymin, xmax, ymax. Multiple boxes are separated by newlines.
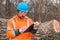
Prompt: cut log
<box><xmin>52</xmin><ymin>20</ymin><xmax>60</xmax><ymax>32</ymax></box>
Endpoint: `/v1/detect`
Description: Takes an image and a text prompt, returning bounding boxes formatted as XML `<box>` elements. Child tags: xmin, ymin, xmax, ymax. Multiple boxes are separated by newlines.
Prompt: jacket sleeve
<box><xmin>30</xmin><ymin>19</ymin><xmax>34</xmax><ymax>26</ymax></box>
<box><xmin>6</xmin><ymin>19</ymin><xmax>16</xmax><ymax>38</ymax></box>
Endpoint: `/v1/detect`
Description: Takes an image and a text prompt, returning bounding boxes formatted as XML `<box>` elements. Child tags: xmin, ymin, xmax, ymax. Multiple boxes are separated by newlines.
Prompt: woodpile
<box><xmin>0</xmin><ymin>18</ymin><xmax>8</xmax><ymax>40</ymax></box>
<box><xmin>0</xmin><ymin>19</ymin><xmax>60</xmax><ymax>40</ymax></box>
<box><xmin>32</xmin><ymin>19</ymin><xmax>60</xmax><ymax>40</ymax></box>
<box><xmin>38</xmin><ymin>19</ymin><xmax>60</xmax><ymax>33</ymax></box>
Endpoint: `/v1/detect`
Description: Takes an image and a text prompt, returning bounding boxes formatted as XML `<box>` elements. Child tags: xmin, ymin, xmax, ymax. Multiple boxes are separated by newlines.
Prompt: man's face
<box><xmin>17</xmin><ymin>11</ymin><xmax>27</xmax><ymax>18</ymax></box>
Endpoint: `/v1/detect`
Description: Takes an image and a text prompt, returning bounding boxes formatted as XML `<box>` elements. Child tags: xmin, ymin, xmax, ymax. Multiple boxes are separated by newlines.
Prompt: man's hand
<box><xmin>34</xmin><ymin>22</ymin><xmax>40</xmax><ymax>29</ymax></box>
<box><xmin>19</xmin><ymin>26</ymin><xmax>27</xmax><ymax>33</ymax></box>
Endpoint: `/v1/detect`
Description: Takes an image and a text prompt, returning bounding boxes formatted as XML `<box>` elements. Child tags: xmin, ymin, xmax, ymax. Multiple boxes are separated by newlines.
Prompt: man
<box><xmin>6</xmin><ymin>2</ymin><xmax>40</xmax><ymax>40</ymax></box>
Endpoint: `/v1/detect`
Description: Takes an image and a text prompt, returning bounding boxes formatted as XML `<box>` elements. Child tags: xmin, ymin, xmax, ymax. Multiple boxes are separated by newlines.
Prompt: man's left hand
<box><xmin>34</xmin><ymin>22</ymin><xmax>40</xmax><ymax>29</ymax></box>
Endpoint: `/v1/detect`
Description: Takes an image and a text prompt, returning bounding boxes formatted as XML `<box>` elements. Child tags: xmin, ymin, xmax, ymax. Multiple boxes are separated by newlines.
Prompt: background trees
<box><xmin>0</xmin><ymin>0</ymin><xmax>60</xmax><ymax>22</ymax></box>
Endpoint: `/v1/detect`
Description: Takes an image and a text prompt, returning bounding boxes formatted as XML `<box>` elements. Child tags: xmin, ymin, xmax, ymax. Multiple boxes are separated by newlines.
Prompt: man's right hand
<box><xmin>19</xmin><ymin>26</ymin><xmax>28</xmax><ymax>33</ymax></box>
